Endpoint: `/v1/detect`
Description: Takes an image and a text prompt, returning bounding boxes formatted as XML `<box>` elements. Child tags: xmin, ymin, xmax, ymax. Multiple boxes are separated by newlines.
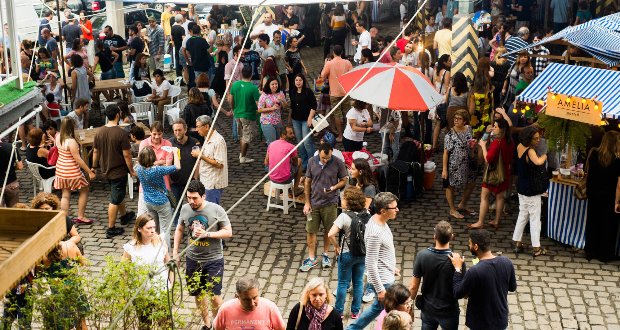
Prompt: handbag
<box><xmin>47</xmin><ymin>146</ymin><xmax>59</xmax><ymax>166</ymax></box>
<box><xmin>482</xmin><ymin>149</ymin><xmax>505</xmax><ymax>186</ymax></box>
<box><xmin>527</xmin><ymin>149</ymin><xmax>550</xmax><ymax>195</ymax></box>
<box><xmin>574</xmin><ymin>150</ymin><xmax>591</xmax><ymax>200</ymax></box>
<box><xmin>143</xmin><ymin>172</ymin><xmax>178</xmax><ymax>209</ymax></box>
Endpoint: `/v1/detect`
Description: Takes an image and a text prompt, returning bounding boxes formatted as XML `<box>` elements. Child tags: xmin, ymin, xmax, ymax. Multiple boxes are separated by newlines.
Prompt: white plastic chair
<box><xmin>167</xmin><ymin>84</ymin><xmax>182</xmax><ymax>104</ymax></box>
<box><xmin>173</xmin><ymin>76</ymin><xmax>183</xmax><ymax>86</ymax></box>
<box><xmin>25</xmin><ymin>160</ymin><xmax>56</xmax><ymax>196</ymax></box>
<box><xmin>127</xmin><ymin>157</ymin><xmax>138</xmax><ymax>200</ymax></box>
<box><xmin>130</xmin><ymin>102</ymin><xmax>154</xmax><ymax>126</ymax></box>
<box><xmin>131</xmin><ymin>80</ymin><xmax>153</xmax><ymax>103</ymax></box>
<box><xmin>266</xmin><ymin>181</ymin><xmax>296</xmax><ymax>214</ymax></box>
<box><xmin>163</xmin><ymin>97</ymin><xmax>189</xmax><ymax>129</ymax></box>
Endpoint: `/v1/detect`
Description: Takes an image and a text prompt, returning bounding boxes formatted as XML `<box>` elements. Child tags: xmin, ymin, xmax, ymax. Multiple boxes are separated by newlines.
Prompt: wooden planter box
<box><xmin>0</xmin><ymin>208</ymin><xmax>66</xmax><ymax>297</ymax></box>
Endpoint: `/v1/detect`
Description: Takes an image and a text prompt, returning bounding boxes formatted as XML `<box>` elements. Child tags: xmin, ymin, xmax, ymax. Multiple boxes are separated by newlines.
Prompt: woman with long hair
<box><xmin>286</xmin><ymin>277</ymin><xmax>343</xmax><ymax>330</ymax></box>
<box><xmin>501</xmin><ymin>51</ymin><xmax>529</xmax><ymax>108</ymax></box>
<box><xmin>25</xmin><ymin>127</ymin><xmax>55</xmax><ymax>179</ymax></box>
<box><xmin>196</xmin><ymin>73</ymin><xmax>221</xmax><ymax>112</ymax></box>
<box><xmin>512</xmin><ymin>125</ymin><xmax>548</xmax><ymax>257</ymax></box>
<box><xmin>288</xmin><ymin>73</ymin><xmax>317</xmax><ymax>169</ymax></box>
<box><xmin>183</xmin><ymin>87</ymin><xmax>212</xmax><ymax>141</ymax></box>
<box><xmin>413</xmin><ymin>50</ymin><xmax>434</xmax><ymax>143</ymax></box>
<box><xmin>70</xmin><ymin>54</ymin><xmax>94</xmax><ymax>105</ymax></box>
<box><xmin>343</xmin><ymin>99</ymin><xmax>373</xmax><ymax>152</ymax></box>
<box><xmin>491</xmin><ymin>47</ymin><xmax>510</xmax><ymax>112</ymax></box>
<box><xmin>121</xmin><ymin>213</ymin><xmax>171</xmax><ymax>330</ymax></box>
<box><xmin>135</xmin><ymin>146</ymin><xmax>180</xmax><ymax>241</ymax></box>
<box><xmin>469</xmin><ymin>118</ymin><xmax>515</xmax><ymax>229</ymax></box>
<box><xmin>350</xmin><ymin>158</ymin><xmax>378</xmax><ymax>208</ymax></box>
<box><xmin>327</xmin><ymin>187</ymin><xmax>369</xmax><ymax>319</ymax></box>
<box><xmin>285</xmin><ymin>37</ymin><xmax>308</xmax><ymax>92</ymax></box>
<box><xmin>489</xmin><ymin>22</ymin><xmax>509</xmax><ymax>60</ymax></box>
<box><xmin>132</xmin><ymin>52</ymin><xmax>151</xmax><ymax>82</ymax></box>
<box><xmin>258</xmin><ymin>77</ymin><xmax>287</xmax><ymax>145</ymax></box>
<box><xmin>331</xmin><ymin>4</ymin><xmax>347</xmax><ymax>55</ymax></box>
<box><xmin>442</xmin><ymin>109</ymin><xmax>478</xmax><ymax>219</ymax></box>
<box><xmin>137</xmin><ymin>121</ymin><xmax>173</xmax><ymax>215</ymax></box>
<box><xmin>445</xmin><ymin>72</ymin><xmax>469</xmax><ymax>130</ymax></box>
<box><xmin>64</xmin><ymin>38</ymin><xmax>88</xmax><ymax>69</ymax></box>
<box><xmin>432</xmin><ymin>54</ymin><xmax>452</xmax><ymax>150</ymax></box>
<box><xmin>585</xmin><ymin>130</ymin><xmax>620</xmax><ymax>261</ymax></box>
<box><xmin>35</xmin><ymin>47</ymin><xmax>58</xmax><ymax>81</ymax></box>
<box><xmin>54</xmin><ymin>117</ymin><xmax>95</xmax><ymax>224</ymax></box>
<box><xmin>468</xmin><ymin>57</ymin><xmax>494</xmax><ymax>138</ymax></box>
<box><xmin>261</xmin><ymin>56</ymin><xmax>279</xmax><ymax>90</ymax></box>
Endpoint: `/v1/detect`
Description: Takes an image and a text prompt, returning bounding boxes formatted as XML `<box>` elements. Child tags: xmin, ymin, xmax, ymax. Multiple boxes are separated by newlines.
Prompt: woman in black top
<box><xmin>288</xmin><ymin>73</ymin><xmax>317</xmax><ymax>169</ymax></box>
<box><xmin>286</xmin><ymin>277</ymin><xmax>343</xmax><ymax>330</ymax></box>
<box><xmin>212</xmin><ymin>44</ymin><xmax>228</xmax><ymax>97</ymax></box>
<box><xmin>25</xmin><ymin>127</ymin><xmax>55</xmax><ymax>179</ymax></box>
<box><xmin>93</xmin><ymin>39</ymin><xmax>118</xmax><ymax>80</ymax></box>
<box><xmin>182</xmin><ymin>87</ymin><xmax>211</xmax><ymax>143</ymax></box>
<box><xmin>585</xmin><ymin>130</ymin><xmax>620</xmax><ymax>262</ymax></box>
<box><xmin>285</xmin><ymin>37</ymin><xmax>307</xmax><ymax>96</ymax></box>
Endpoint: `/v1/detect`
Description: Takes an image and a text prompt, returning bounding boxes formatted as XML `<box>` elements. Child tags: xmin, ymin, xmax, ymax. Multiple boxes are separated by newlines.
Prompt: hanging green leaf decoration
<box><xmin>537</xmin><ymin>113</ymin><xmax>595</xmax><ymax>153</ymax></box>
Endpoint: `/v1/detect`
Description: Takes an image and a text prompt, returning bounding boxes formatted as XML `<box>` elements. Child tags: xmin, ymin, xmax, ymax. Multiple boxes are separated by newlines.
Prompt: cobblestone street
<box><xmin>8</xmin><ymin>21</ymin><xmax>620</xmax><ymax>330</ymax></box>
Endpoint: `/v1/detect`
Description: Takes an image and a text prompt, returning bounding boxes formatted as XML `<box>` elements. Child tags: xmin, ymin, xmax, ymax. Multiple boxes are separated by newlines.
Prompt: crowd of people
<box><xmin>1</xmin><ymin>1</ymin><xmax>620</xmax><ymax>329</ymax></box>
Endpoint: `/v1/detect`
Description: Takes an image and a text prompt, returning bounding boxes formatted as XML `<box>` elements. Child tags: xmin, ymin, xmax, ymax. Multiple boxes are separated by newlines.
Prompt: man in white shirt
<box><xmin>191</xmin><ymin>115</ymin><xmax>228</xmax><ymax>205</ymax></box>
<box><xmin>353</xmin><ymin>20</ymin><xmax>371</xmax><ymax>64</ymax></box>
<box><xmin>67</xmin><ymin>98</ymin><xmax>89</xmax><ymax>130</ymax></box>
<box><xmin>250</xmin><ymin>13</ymin><xmax>280</xmax><ymax>41</ymax></box>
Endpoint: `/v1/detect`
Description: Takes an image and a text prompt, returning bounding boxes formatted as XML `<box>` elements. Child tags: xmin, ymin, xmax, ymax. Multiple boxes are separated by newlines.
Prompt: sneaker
<box><xmin>240</xmin><ymin>156</ymin><xmax>255</xmax><ymax>164</ymax></box>
<box><xmin>120</xmin><ymin>211</ymin><xmax>136</xmax><ymax>226</ymax></box>
<box><xmin>72</xmin><ymin>217</ymin><xmax>94</xmax><ymax>224</ymax></box>
<box><xmin>299</xmin><ymin>257</ymin><xmax>318</xmax><ymax>272</ymax></box>
<box><xmin>106</xmin><ymin>227</ymin><xmax>125</xmax><ymax>239</ymax></box>
<box><xmin>351</xmin><ymin>313</ymin><xmax>359</xmax><ymax>319</ymax></box>
<box><xmin>333</xmin><ymin>287</ymin><xmax>352</xmax><ymax>296</ymax></box>
<box><xmin>362</xmin><ymin>291</ymin><xmax>375</xmax><ymax>303</ymax></box>
<box><xmin>322</xmin><ymin>253</ymin><xmax>331</xmax><ymax>268</ymax></box>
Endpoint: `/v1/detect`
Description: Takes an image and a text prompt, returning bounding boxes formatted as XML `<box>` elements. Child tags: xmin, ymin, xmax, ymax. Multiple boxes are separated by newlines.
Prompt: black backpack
<box><xmin>341</xmin><ymin>211</ymin><xmax>372</xmax><ymax>257</ymax></box>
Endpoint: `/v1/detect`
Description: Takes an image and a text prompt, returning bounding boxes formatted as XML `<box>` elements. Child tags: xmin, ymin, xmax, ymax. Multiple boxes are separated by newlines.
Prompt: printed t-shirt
<box><xmin>213</xmin><ymin>297</ymin><xmax>285</xmax><ymax>330</ymax></box>
<box><xmin>179</xmin><ymin>202</ymin><xmax>231</xmax><ymax>263</ymax></box>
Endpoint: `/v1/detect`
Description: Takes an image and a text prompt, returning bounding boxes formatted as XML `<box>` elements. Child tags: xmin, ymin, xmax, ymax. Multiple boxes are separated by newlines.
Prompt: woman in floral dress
<box><xmin>442</xmin><ymin>109</ymin><xmax>477</xmax><ymax>219</ymax></box>
<box><xmin>258</xmin><ymin>77</ymin><xmax>287</xmax><ymax>145</ymax></box>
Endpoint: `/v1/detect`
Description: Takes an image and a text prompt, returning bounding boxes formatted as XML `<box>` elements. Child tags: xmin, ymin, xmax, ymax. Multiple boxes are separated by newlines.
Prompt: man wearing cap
<box><xmin>147</xmin><ymin>15</ymin><xmax>165</xmax><ymax>70</ymax></box>
<box><xmin>61</xmin><ymin>14</ymin><xmax>81</xmax><ymax>53</ymax></box>
<box><xmin>161</xmin><ymin>4</ymin><xmax>175</xmax><ymax>56</ymax></box>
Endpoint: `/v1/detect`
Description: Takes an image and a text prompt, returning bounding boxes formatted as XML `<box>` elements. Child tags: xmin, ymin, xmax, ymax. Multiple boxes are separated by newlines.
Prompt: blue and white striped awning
<box><xmin>504</xmin><ymin>12</ymin><xmax>620</xmax><ymax>67</ymax></box>
<box><xmin>517</xmin><ymin>63</ymin><xmax>620</xmax><ymax>119</ymax></box>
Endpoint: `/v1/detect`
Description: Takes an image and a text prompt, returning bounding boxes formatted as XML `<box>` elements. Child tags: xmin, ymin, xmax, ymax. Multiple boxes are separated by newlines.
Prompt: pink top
<box><xmin>258</xmin><ymin>92</ymin><xmax>285</xmax><ymax>125</ymax></box>
<box><xmin>213</xmin><ymin>297</ymin><xmax>286</xmax><ymax>330</ymax></box>
<box><xmin>267</xmin><ymin>139</ymin><xmax>298</xmax><ymax>183</ymax></box>
<box><xmin>139</xmin><ymin>137</ymin><xmax>173</xmax><ymax>190</ymax></box>
<box><xmin>375</xmin><ymin>310</ymin><xmax>387</xmax><ymax>330</ymax></box>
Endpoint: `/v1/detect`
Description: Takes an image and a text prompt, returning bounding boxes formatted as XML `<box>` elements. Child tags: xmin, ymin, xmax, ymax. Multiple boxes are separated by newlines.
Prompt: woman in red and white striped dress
<box><xmin>54</xmin><ymin>117</ymin><xmax>96</xmax><ymax>224</ymax></box>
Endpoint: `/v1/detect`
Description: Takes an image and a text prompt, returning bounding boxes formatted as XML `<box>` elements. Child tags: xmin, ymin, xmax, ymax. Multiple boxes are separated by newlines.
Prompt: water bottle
<box><xmin>362</xmin><ymin>141</ymin><xmax>368</xmax><ymax>152</ymax></box>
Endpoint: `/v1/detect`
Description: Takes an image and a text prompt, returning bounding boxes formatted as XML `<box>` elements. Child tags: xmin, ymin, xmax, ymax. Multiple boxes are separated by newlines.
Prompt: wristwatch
<box><xmin>454</xmin><ymin>267</ymin><xmax>462</xmax><ymax>273</ymax></box>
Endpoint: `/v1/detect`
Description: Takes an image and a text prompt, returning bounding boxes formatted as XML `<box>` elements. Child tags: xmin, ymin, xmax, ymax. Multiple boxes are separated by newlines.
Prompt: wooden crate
<box><xmin>0</xmin><ymin>208</ymin><xmax>66</xmax><ymax>297</ymax></box>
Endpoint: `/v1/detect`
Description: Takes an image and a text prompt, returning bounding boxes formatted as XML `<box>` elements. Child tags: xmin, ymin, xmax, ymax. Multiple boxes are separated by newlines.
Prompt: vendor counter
<box><xmin>547</xmin><ymin>178</ymin><xmax>588</xmax><ymax>249</ymax></box>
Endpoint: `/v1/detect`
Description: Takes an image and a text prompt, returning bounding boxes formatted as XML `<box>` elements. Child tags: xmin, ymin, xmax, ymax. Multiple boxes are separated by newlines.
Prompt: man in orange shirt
<box><xmin>320</xmin><ymin>45</ymin><xmax>352</xmax><ymax>142</ymax></box>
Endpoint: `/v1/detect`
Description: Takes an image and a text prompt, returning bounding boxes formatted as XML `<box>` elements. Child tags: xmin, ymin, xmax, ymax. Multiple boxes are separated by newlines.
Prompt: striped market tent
<box><xmin>504</xmin><ymin>12</ymin><xmax>620</xmax><ymax>67</ymax></box>
<box><xmin>517</xmin><ymin>63</ymin><xmax>620</xmax><ymax>119</ymax></box>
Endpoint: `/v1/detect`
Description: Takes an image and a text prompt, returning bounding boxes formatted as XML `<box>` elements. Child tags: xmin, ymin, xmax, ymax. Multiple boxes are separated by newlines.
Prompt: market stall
<box><xmin>517</xmin><ymin>62</ymin><xmax>620</xmax><ymax>254</ymax></box>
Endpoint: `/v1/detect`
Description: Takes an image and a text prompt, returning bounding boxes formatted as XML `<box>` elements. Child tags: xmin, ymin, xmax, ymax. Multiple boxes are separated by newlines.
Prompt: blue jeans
<box><xmin>206</xmin><ymin>188</ymin><xmax>222</xmax><ymax>205</ymax></box>
<box><xmin>291</xmin><ymin>119</ymin><xmax>315</xmax><ymax>169</ymax></box>
<box><xmin>261</xmin><ymin>123</ymin><xmax>283</xmax><ymax>146</ymax></box>
<box><xmin>336</xmin><ymin>252</ymin><xmax>365</xmax><ymax>315</ymax></box>
<box><xmin>347</xmin><ymin>282</ymin><xmax>392</xmax><ymax>330</ymax></box>
<box><xmin>101</xmin><ymin>68</ymin><xmax>116</xmax><ymax>80</ymax></box>
<box><xmin>145</xmin><ymin>201</ymin><xmax>173</xmax><ymax>241</ymax></box>
<box><xmin>380</xmin><ymin>131</ymin><xmax>401</xmax><ymax>161</ymax></box>
<box><xmin>232</xmin><ymin>118</ymin><xmax>239</xmax><ymax>142</ymax></box>
<box><xmin>114</xmin><ymin>61</ymin><xmax>125</xmax><ymax>78</ymax></box>
<box><xmin>420</xmin><ymin>310</ymin><xmax>460</xmax><ymax>330</ymax></box>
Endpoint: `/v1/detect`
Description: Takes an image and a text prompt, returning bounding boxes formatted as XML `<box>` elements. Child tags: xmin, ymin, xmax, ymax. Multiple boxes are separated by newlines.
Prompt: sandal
<box><xmin>449</xmin><ymin>211</ymin><xmax>465</xmax><ymax>219</ymax></box>
<box><xmin>72</xmin><ymin>217</ymin><xmax>94</xmax><ymax>224</ymax></box>
<box><xmin>513</xmin><ymin>241</ymin><xmax>524</xmax><ymax>257</ymax></box>
<box><xmin>532</xmin><ymin>247</ymin><xmax>547</xmax><ymax>257</ymax></box>
<box><xmin>457</xmin><ymin>208</ymin><xmax>477</xmax><ymax>216</ymax></box>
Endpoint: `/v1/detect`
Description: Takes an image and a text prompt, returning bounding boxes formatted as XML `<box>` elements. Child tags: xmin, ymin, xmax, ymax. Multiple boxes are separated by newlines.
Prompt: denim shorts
<box><xmin>186</xmin><ymin>257</ymin><xmax>224</xmax><ymax>296</ymax></box>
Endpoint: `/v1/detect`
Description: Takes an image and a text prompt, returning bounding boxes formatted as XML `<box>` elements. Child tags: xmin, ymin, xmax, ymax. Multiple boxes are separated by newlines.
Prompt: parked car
<box><xmin>91</xmin><ymin>8</ymin><xmax>162</xmax><ymax>39</ymax></box>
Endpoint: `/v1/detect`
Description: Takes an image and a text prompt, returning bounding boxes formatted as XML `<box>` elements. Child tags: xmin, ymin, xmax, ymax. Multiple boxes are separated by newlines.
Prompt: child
<box><xmin>44</xmin><ymin>93</ymin><xmax>62</xmax><ymax>119</ymax></box>
<box><xmin>129</xmin><ymin>125</ymin><xmax>145</xmax><ymax>158</ymax></box>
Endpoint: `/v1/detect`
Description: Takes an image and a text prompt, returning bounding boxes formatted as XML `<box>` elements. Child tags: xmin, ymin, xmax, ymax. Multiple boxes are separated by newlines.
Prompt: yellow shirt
<box><xmin>434</xmin><ymin>28</ymin><xmax>452</xmax><ymax>58</ymax></box>
<box><xmin>161</xmin><ymin>12</ymin><xmax>173</xmax><ymax>36</ymax></box>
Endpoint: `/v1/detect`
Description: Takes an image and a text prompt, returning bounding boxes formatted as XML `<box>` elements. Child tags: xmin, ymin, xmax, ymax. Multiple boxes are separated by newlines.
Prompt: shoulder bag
<box><xmin>526</xmin><ymin>148</ymin><xmax>550</xmax><ymax>195</ymax></box>
<box><xmin>294</xmin><ymin>303</ymin><xmax>304</xmax><ymax>330</ymax></box>
<box><xmin>574</xmin><ymin>150</ymin><xmax>592</xmax><ymax>200</ymax></box>
<box><xmin>482</xmin><ymin>144</ymin><xmax>505</xmax><ymax>186</ymax></box>
<box><xmin>142</xmin><ymin>169</ymin><xmax>178</xmax><ymax>209</ymax></box>
<box><xmin>47</xmin><ymin>146</ymin><xmax>59</xmax><ymax>166</ymax></box>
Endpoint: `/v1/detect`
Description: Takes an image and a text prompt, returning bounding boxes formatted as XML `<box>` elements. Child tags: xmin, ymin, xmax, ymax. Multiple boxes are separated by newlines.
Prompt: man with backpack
<box><xmin>347</xmin><ymin>192</ymin><xmax>399</xmax><ymax>330</ymax></box>
<box><xmin>328</xmin><ymin>187</ymin><xmax>372</xmax><ymax>319</ymax></box>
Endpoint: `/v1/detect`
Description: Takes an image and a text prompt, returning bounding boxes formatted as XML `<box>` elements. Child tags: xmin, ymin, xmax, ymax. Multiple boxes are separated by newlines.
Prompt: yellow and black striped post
<box><xmin>413</xmin><ymin>0</ymin><xmax>426</xmax><ymax>32</ymax></box>
<box><xmin>451</xmin><ymin>14</ymin><xmax>479</xmax><ymax>85</ymax></box>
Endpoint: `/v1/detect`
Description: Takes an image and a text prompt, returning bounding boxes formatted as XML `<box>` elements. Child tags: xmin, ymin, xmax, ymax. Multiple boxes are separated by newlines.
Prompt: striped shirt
<box><xmin>199</xmin><ymin>130</ymin><xmax>228</xmax><ymax>190</ymax></box>
<box><xmin>504</xmin><ymin>36</ymin><xmax>529</xmax><ymax>66</ymax></box>
<box><xmin>364</xmin><ymin>217</ymin><xmax>396</xmax><ymax>294</ymax></box>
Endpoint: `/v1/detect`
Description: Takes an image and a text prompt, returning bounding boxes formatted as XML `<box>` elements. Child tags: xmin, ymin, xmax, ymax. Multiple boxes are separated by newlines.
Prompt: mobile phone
<box><xmin>324</xmin><ymin>187</ymin><xmax>332</xmax><ymax>193</ymax></box>
<box><xmin>442</xmin><ymin>178</ymin><xmax>450</xmax><ymax>189</ymax></box>
<box><xmin>482</xmin><ymin>132</ymin><xmax>489</xmax><ymax>141</ymax></box>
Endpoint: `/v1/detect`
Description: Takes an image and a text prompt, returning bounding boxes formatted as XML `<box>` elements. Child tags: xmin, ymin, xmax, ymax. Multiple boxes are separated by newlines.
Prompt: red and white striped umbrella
<box><xmin>338</xmin><ymin>62</ymin><xmax>443</xmax><ymax>111</ymax></box>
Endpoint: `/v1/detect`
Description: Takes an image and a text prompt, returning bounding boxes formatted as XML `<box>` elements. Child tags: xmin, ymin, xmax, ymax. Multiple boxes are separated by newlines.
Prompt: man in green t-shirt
<box><xmin>228</xmin><ymin>65</ymin><xmax>260</xmax><ymax>164</ymax></box>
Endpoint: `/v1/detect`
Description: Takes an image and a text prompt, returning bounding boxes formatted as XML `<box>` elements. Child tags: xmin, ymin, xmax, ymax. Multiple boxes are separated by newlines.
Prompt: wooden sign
<box><xmin>546</xmin><ymin>92</ymin><xmax>603</xmax><ymax>125</ymax></box>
